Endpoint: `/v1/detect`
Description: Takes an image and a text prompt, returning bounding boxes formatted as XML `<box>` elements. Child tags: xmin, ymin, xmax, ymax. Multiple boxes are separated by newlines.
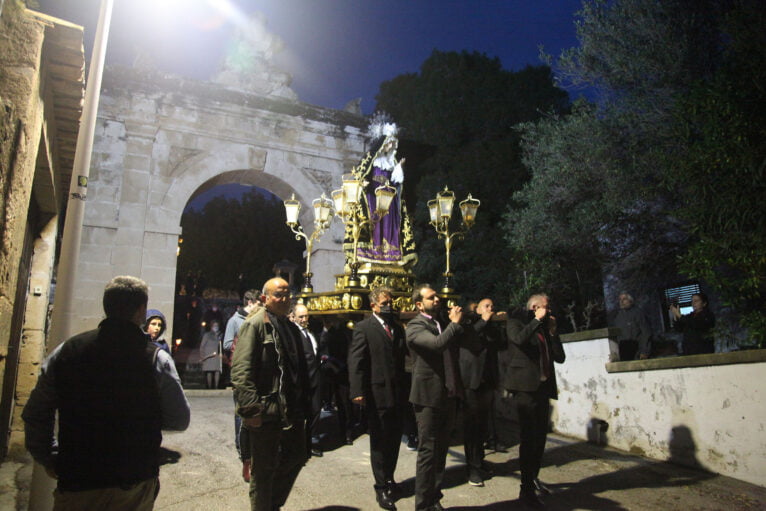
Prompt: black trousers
<box><xmin>512</xmin><ymin>386</ymin><xmax>551</xmax><ymax>491</ymax></box>
<box><xmin>414</xmin><ymin>399</ymin><xmax>457</xmax><ymax>510</ymax></box>
<box><xmin>367</xmin><ymin>405</ymin><xmax>403</xmax><ymax>489</ymax></box>
<box><xmin>463</xmin><ymin>384</ymin><xmax>494</xmax><ymax>477</ymax></box>
<box><xmin>323</xmin><ymin>370</ymin><xmax>354</xmax><ymax>439</ymax></box>
<box><xmin>618</xmin><ymin>339</ymin><xmax>639</xmax><ymax>361</ymax></box>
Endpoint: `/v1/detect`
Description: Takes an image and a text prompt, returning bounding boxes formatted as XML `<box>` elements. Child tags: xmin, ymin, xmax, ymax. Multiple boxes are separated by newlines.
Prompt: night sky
<box><xmin>36</xmin><ymin>0</ymin><xmax>585</xmax><ymax>113</ymax></box>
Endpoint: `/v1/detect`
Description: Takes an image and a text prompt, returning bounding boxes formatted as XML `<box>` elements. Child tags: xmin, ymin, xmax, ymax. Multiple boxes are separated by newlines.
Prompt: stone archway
<box><xmin>65</xmin><ymin>66</ymin><xmax>367</xmax><ymax>335</ymax></box>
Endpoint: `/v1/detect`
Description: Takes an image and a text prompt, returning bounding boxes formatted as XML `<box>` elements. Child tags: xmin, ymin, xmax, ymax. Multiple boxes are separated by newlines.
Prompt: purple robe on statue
<box><xmin>358</xmin><ymin>166</ymin><xmax>402</xmax><ymax>262</ymax></box>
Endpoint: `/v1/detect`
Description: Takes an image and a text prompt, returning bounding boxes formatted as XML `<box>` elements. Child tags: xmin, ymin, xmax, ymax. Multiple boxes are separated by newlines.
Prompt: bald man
<box><xmin>232</xmin><ymin>278</ymin><xmax>311</xmax><ymax>511</ymax></box>
<box><xmin>293</xmin><ymin>303</ymin><xmax>323</xmax><ymax>457</ymax></box>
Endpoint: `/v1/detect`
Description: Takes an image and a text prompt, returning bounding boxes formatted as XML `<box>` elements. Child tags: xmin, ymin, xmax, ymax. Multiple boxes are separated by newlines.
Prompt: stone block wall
<box><xmin>0</xmin><ymin>2</ymin><xmax>46</xmax><ymax>455</ymax></box>
<box><xmin>68</xmin><ymin>67</ymin><xmax>367</xmax><ymax>334</ymax></box>
<box><xmin>0</xmin><ymin>4</ymin><xmax>84</xmax><ymax>458</ymax></box>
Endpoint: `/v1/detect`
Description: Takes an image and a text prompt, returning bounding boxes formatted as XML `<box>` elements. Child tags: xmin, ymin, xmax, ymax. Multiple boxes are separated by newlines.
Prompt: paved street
<box><xmin>154</xmin><ymin>392</ymin><xmax>766</xmax><ymax>510</ymax></box>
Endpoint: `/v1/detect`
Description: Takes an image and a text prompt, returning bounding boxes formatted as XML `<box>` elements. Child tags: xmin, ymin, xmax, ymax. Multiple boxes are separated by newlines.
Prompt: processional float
<box><xmin>283</xmin><ymin>121</ymin><xmax>479</xmax><ymax>319</ymax></box>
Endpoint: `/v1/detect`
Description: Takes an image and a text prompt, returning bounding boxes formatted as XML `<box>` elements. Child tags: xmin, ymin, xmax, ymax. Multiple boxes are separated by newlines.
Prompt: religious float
<box><xmin>283</xmin><ymin>121</ymin><xmax>480</xmax><ymax>320</ymax></box>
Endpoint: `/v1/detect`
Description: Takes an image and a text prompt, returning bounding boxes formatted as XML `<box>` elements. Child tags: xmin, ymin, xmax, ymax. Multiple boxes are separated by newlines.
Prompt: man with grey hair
<box><xmin>504</xmin><ymin>293</ymin><xmax>565</xmax><ymax>509</ymax></box>
<box><xmin>23</xmin><ymin>276</ymin><xmax>190</xmax><ymax>511</ymax></box>
<box><xmin>609</xmin><ymin>292</ymin><xmax>651</xmax><ymax>361</ymax></box>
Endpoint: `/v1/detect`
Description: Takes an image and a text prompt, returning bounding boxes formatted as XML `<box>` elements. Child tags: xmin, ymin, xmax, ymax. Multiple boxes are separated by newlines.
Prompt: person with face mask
<box><xmin>349</xmin><ymin>286</ymin><xmax>408</xmax><ymax>510</ymax></box>
<box><xmin>200</xmin><ymin>319</ymin><xmax>223</xmax><ymax>389</ymax></box>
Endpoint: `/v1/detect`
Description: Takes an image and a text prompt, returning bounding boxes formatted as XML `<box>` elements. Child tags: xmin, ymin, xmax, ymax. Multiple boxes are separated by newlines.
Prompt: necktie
<box><xmin>304</xmin><ymin>328</ymin><xmax>316</xmax><ymax>355</ymax></box>
<box><xmin>383</xmin><ymin>323</ymin><xmax>393</xmax><ymax>339</ymax></box>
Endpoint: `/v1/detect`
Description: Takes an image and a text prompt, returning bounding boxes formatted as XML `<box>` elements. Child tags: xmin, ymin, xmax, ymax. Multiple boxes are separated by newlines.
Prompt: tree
<box><xmin>375</xmin><ymin>51</ymin><xmax>569</xmax><ymax>308</ymax></box>
<box><xmin>177</xmin><ymin>188</ymin><xmax>304</xmax><ymax>293</ymax></box>
<box><xmin>509</xmin><ymin>0</ymin><xmax>766</xmax><ymax>342</ymax></box>
<box><xmin>667</xmin><ymin>1</ymin><xmax>766</xmax><ymax>345</ymax></box>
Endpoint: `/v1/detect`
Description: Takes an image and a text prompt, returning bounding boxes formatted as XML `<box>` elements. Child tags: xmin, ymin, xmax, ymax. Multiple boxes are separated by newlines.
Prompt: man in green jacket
<box><xmin>231</xmin><ymin>277</ymin><xmax>311</xmax><ymax>511</ymax></box>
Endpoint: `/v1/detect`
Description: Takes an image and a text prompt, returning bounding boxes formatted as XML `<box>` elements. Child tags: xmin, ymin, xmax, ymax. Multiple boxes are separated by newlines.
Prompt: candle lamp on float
<box><xmin>427</xmin><ymin>187</ymin><xmax>480</xmax><ymax>295</ymax></box>
<box><xmin>283</xmin><ymin>192</ymin><xmax>334</xmax><ymax>293</ymax></box>
<box><xmin>332</xmin><ymin>173</ymin><xmax>396</xmax><ymax>288</ymax></box>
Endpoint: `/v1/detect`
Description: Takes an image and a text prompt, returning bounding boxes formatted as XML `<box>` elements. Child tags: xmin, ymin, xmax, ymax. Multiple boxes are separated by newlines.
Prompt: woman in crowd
<box><xmin>200</xmin><ymin>319</ymin><xmax>223</xmax><ymax>389</ymax></box>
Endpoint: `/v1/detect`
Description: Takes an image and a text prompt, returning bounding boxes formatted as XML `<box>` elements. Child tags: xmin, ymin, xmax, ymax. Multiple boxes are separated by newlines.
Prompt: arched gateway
<box><xmin>66</xmin><ymin>64</ymin><xmax>367</xmax><ymax>335</ymax></box>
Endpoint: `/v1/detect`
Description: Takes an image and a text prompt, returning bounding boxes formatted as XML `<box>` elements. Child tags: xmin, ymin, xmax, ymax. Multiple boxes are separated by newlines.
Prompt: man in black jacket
<box><xmin>22</xmin><ymin>276</ymin><xmax>190</xmax><ymax>511</ymax></box>
<box><xmin>504</xmin><ymin>293</ymin><xmax>565</xmax><ymax>509</ymax></box>
<box><xmin>407</xmin><ymin>284</ymin><xmax>482</xmax><ymax>511</ymax></box>
<box><xmin>349</xmin><ymin>286</ymin><xmax>407</xmax><ymax>510</ymax></box>
<box><xmin>293</xmin><ymin>303</ymin><xmax>323</xmax><ymax>457</ymax></box>
<box><xmin>459</xmin><ymin>297</ymin><xmax>505</xmax><ymax>487</ymax></box>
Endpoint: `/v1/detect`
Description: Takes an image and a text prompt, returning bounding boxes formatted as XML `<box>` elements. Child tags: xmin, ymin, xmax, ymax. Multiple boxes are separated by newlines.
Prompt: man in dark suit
<box><xmin>504</xmin><ymin>293</ymin><xmax>566</xmax><ymax>509</ymax></box>
<box><xmin>349</xmin><ymin>286</ymin><xmax>408</xmax><ymax>511</ymax></box>
<box><xmin>294</xmin><ymin>303</ymin><xmax>323</xmax><ymax>457</ymax></box>
<box><xmin>459</xmin><ymin>297</ymin><xmax>506</xmax><ymax>487</ymax></box>
<box><xmin>319</xmin><ymin>316</ymin><xmax>355</xmax><ymax>445</ymax></box>
<box><xmin>407</xmin><ymin>284</ymin><xmax>482</xmax><ymax>511</ymax></box>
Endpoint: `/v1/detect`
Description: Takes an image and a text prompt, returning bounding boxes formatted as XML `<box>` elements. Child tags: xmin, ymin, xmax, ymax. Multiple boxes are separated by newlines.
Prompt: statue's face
<box><xmin>383</xmin><ymin>138</ymin><xmax>397</xmax><ymax>154</ymax></box>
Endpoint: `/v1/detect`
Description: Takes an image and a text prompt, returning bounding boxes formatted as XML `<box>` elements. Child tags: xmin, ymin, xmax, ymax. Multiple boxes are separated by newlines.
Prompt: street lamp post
<box><xmin>331</xmin><ymin>173</ymin><xmax>396</xmax><ymax>288</ymax></box>
<box><xmin>427</xmin><ymin>187</ymin><xmax>480</xmax><ymax>294</ymax></box>
<box><xmin>284</xmin><ymin>193</ymin><xmax>333</xmax><ymax>293</ymax></box>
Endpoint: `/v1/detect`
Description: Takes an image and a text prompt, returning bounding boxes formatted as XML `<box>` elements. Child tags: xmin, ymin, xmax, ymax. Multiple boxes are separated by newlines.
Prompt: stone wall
<box><xmin>0</xmin><ymin>3</ymin><xmax>49</xmax><ymax>460</ymax></box>
<box><xmin>552</xmin><ymin>328</ymin><xmax>766</xmax><ymax>487</ymax></box>
<box><xmin>0</xmin><ymin>4</ymin><xmax>84</xmax><ymax>458</ymax></box>
<box><xmin>0</xmin><ymin>0</ymin><xmax>44</xmax><ymax>405</ymax></box>
<box><xmin>66</xmin><ymin>66</ymin><xmax>367</xmax><ymax>335</ymax></box>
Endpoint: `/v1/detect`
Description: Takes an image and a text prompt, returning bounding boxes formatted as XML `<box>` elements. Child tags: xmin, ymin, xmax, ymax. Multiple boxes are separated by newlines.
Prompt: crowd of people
<box><xmin>225</xmin><ymin>277</ymin><xmax>565</xmax><ymax>511</ymax></box>
<box><xmin>20</xmin><ymin>273</ymin><xmax>716</xmax><ymax>511</ymax></box>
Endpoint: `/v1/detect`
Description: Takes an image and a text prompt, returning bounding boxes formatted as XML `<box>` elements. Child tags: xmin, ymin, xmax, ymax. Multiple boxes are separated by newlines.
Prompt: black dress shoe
<box><xmin>519</xmin><ymin>488</ymin><xmax>545</xmax><ymax>509</ymax></box>
<box><xmin>375</xmin><ymin>488</ymin><xmax>396</xmax><ymax>510</ymax></box>
<box><xmin>430</xmin><ymin>502</ymin><xmax>445</xmax><ymax>511</ymax></box>
<box><xmin>533</xmin><ymin>478</ymin><xmax>552</xmax><ymax>495</ymax></box>
<box><xmin>385</xmin><ymin>479</ymin><xmax>399</xmax><ymax>497</ymax></box>
<box><xmin>311</xmin><ymin>448</ymin><xmax>323</xmax><ymax>457</ymax></box>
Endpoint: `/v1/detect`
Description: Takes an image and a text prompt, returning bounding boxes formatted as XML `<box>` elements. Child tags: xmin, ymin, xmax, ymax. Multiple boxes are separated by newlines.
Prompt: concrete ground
<box><xmin>152</xmin><ymin>392</ymin><xmax>766</xmax><ymax>511</ymax></box>
<box><xmin>4</xmin><ymin>391</ymin><xmax>765</xmax><ymax>510</ymax></box>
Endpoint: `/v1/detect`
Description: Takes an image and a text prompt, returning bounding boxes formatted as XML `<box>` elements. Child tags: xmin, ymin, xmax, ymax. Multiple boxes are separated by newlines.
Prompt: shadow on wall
<box><xmin>584</xmin><ymin>419</ymin><xmax>704</xmax><ymax>472</ymax></box>
<box><xmin>669</xmin><ymin>425</ymin><xmax>703</xmax><ymax>470</ymax></box>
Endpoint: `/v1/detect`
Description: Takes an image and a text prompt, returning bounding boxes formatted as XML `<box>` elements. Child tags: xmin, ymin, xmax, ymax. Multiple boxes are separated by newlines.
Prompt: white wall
<box><xmin>553</xmin><ymin>331</ymin><xmax>766</xmax><ymax>487</ymax></box>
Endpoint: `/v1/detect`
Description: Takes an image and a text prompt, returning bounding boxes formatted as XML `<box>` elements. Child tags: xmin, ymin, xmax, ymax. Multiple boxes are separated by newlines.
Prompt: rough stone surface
<box><xmin>0</xmin><ymin>4</ymin><xmax>85</xmax><ymax>461</ymax></box>
<box><xmin>66</xmin><ymin>64</ymin><xmax>367</xmax><ymax>337</ymax></box>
